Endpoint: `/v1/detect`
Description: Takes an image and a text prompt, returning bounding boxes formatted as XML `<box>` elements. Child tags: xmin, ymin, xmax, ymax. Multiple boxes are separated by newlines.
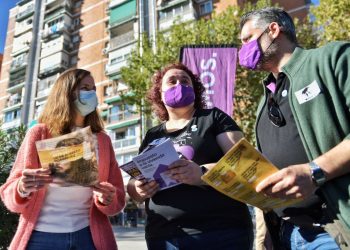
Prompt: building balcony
<box><xmin>42</xmin><ymin>22</ymin><xmax>72</xmax><ymax>40</ymax></box>
<box><xmin>39</xmin><ymin>62</ymin><xmax>67</xmax><ymax>77</ymax></box>
<box><xmin>112</xmin><ymin>137</ymin><xmax>138</xmax><ymax>150</ymax></box>
<box><xmin>109</xmin><ymin>31</ymin><xmax>135</xmax><ymax>51</ymax></box>
<box><xmin>8</xmin><ymin>77</ymin><xmax>26</xmax><ymax>91</ymax></box>
<box><xmin>109</xmin><ymin>0</ymin><xmax>137</xmax><ymax>28</ymax></box>
<box><xmin>17</xmin><ymin>0</ymin><xmax>32</xmax><ymax>6</ymax></box>
<box><xmin>16</xmin><ymin>3</ymin><xmax>35</xmax><ymax>21</ymax></box>
<box><xmin>109</xmin><ymin>0</ymin><xmax>129</xmax><ymax>8</ymax></box>
<box><xmin>157</xmin><ymin>0</ymin><xmax>188</xmax><ymax>10</ymax></box>
<box><xmin>109</xmin><ymin>15</ymin><xmax>137</xmax><ymax>29</ymax></box>
<box><xmin>106</xmin><ymin>117</ymin><xmax>140</xmax><ymax>131</ymax></box>
<box><xmin>41</xmin><ymin>42</ymin><xmax>72</xmax><ymax>58</ymax></box>
<box><xmin>1</xmin><ymin>119</ymin><xmax>21</xmax><ymax>131</ymax></box>
<box><xmin>105</xmin><ymin>59</ymin><xmax>127</xmax><ymax>76</ymax></box>
<box><xmin>36</xmin><ymin>86</ymin><xmax>53</xmax><ymax>99</ymax></box>
<box><xmin>108</xmin><ymin>110</ymin><xmax>139</xmax><ymax>124</ymax></box>
<box><xmin>10</xmin><ymin>60</ymin><xmax>28</xmax><ymax>73</ymax></box>
<box><xmin>5</xmin><ymin>94</ymin><xmax>23</xmax><ymax>109</ymax></box>
<box><xmin>36</xmin><ymin>74</ymin><xmax>57</xmax><ymax>99</ymax></box>
<box><xmin>14</xmin><ymin>23</ymin><xmax>33</xmax><ymax>38</ymax></box>
<box><xmin>45</xmin><ymin>0</ymin><xmax>72</xmax><ymax>14</ymax></box>
<box><xmin>158</xmin><ymin>6</ymin><xmax>196</xmax><ymax>30</ymax></box>
<box><xmin>11</xmin><ymin>39</ymin><xmax>31</xmax><ymax>56</ymax></box>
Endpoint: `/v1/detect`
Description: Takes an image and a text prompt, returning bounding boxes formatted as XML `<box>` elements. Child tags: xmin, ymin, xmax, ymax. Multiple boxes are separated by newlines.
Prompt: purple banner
<box><xmin>181</xmin><ymin>47</ymin><xmax>237</xmax><ymax>116</ymax></box>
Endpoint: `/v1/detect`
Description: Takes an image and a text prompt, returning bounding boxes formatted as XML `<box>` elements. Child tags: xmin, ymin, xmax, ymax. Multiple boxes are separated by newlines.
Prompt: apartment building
<box><xmin>104</xmin><ymin>0</ymin><xmax>142</xmax><ymax>166</ymax></box>
<box><xmin>0</xmin><ymin>0</ymin><xmax>311</xmax><ymax>173</ymax></box>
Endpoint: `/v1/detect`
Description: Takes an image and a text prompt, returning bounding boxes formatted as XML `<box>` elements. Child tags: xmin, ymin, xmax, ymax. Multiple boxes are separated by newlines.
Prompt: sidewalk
<box><xmin>113</xmin><ymin>225</ymin><xmax>147</xmax><ymax>250</ymax></box>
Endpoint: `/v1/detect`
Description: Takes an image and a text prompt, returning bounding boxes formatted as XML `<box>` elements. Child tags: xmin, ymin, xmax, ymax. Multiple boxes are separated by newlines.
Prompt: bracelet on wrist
<box><xmin>309</xmin><ymin>161</ymin><xmax>327</xmax><ymax>186</ymax></box>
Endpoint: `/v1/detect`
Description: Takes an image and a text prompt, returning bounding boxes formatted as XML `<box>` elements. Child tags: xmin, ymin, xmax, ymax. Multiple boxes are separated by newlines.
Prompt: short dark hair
<box><xmin>147</xmin><ymin>62</ymin><xmax>206</xmax><ymax>121</ymax></box>
<box><xmin>240</xmin><ymin>7</ymin><xmax>297</xmax><ymax>44</ymax></box>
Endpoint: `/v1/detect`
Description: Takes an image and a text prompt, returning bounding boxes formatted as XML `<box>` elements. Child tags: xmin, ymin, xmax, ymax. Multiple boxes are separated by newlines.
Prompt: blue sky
<box><xmin>0</xmin><ymin>0</ymin><xmax>17</xmax><ymax>54</ymax></box>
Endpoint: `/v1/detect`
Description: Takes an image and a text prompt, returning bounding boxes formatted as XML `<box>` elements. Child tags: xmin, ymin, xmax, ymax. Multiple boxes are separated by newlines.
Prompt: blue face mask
<box><xmin>74</xmin><ymin>90</ymin><xmax>98</xmax><ymax>116</ymax></box>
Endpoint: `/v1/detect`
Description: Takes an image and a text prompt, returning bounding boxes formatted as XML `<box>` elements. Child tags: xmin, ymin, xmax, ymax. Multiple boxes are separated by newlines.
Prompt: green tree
<box><xmin>311</xmin><ymin>0</ymin><xmax>350</xmax><ymax>45</ymax></box>
<box><xmin>0</xmin><ymin>125</ymin><xmax>26</xmax><ymax>250</ymax></box>
<box><xmin>121</xmin><ymin>1</ymin><xmax>318</xmax><ymax>143</ymax></box>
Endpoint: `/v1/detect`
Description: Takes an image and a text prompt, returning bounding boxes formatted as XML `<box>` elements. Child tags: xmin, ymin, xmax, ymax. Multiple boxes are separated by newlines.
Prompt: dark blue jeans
<box><xmin>146</xmin><ymin>227</ymin><xmax>253</xmax><ymax>250</ymax></box>
<box><xmin>26</xmin><ymin>226</ymin><xmax>96</xmax><ymax>250</ymax></box>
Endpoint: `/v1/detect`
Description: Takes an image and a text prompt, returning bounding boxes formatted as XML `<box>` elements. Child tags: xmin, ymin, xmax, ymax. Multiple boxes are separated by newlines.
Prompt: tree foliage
<box><xmin>311</xmin><ymin>0</ymin><xmax>350</xmax><ymax>45</ymax></box>
<box><xmin>0</xmin><ymin>125</ymin><xmax>26</xmax><ymax>250</ymax></box>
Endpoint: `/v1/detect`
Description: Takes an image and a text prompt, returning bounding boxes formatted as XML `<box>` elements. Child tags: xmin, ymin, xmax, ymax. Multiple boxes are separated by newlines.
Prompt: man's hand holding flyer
<box><xmin>201</xmin><ymin>138</ymin><xmax>301</xmax><ymax>210</ymax></box>
<box><xmin>35</xmin><ymin>126</ymin><xmax>98</xmax><ymax>186</ymax></box>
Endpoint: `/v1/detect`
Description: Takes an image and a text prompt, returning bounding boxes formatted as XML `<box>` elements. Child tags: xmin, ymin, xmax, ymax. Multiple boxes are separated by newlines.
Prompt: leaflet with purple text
<box><xmin>120</xmin><ymin>138</ymin><xmax>180</xmax><ymax>190</ymax></box>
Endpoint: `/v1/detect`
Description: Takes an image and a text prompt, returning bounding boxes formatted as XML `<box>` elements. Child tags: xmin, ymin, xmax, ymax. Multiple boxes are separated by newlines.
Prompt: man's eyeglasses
<box><xmin>267</xmin><ymin>97</ymin><xmax>285</xmax><ymax>127</ymax></box>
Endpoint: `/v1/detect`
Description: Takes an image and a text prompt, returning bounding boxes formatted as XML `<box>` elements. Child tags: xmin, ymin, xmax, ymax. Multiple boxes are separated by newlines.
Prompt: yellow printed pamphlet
<box><xmin>201</xmin><ymin>138</ymin><xmax>300</xmax><ymax>210</ymax></box>
<box><xmin>35</xmin><ymin>126</ymin><xmax>98</xmax><ymax>186</ymax></box>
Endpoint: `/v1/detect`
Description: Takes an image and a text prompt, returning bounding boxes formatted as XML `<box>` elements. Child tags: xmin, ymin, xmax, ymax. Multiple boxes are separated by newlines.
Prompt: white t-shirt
<box><xmin>34</xmin><ymin>184</ymin><xmax>93</xmax><ymax>233</ymax></box>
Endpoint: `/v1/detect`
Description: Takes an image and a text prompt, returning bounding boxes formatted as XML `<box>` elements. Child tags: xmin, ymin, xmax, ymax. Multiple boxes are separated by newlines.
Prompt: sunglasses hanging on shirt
<box><xmin>267</xmin><ymin>97</ymin><xmax>286</xmax><ymax>127</ymax></box>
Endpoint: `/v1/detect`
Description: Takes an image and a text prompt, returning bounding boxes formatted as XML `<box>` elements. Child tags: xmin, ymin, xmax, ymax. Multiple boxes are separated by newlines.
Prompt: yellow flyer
<box><xmin>35</xmin><ymin>126</ymin><xmax>98</xmax><ymax>186</ymax></box>
<box><xmin>201</xmin><ymin>138</ymin><xmax>300</xmax><ymax>210</ymax></box>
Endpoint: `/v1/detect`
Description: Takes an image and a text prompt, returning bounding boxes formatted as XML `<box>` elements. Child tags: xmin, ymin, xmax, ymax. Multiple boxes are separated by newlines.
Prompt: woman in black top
<box><xmin>127</xmin><ymin>63</ymin><xmax>253</xmax><ymax>250</ymax></box>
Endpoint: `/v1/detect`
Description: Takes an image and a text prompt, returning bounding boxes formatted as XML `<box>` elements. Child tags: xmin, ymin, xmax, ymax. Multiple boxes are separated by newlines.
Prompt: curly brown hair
<box><xmin>147</xmin><ymin>62</ymin><xmax>206</xmax><ymax>121</ymax></box>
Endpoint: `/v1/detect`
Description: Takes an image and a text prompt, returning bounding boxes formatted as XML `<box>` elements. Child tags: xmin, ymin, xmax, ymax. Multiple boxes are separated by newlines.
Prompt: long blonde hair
<box><xmin>38</xmin><ymin>68</ymin><xmax>104</xmax><ymax>136</ymax></box>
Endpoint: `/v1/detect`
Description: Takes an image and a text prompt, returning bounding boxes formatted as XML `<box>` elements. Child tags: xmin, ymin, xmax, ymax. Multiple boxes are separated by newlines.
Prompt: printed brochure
<box><xmin>35</xmin><ymin>126</ymin><xmax>98</xmax><ymax>186</ymax></box>
<box><xmin>120</xmin><ymin>138</ymin><xmax>180</xmax><ymax>190</ymax></box>
<box><xmin>201</xmin><ymin>138</ymin><xmax>300</xmax><ymax>210</ymax></box>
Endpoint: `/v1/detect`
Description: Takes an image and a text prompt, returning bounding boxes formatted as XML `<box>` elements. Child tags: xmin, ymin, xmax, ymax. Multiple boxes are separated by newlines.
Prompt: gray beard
<box><xmin>256</xmin><ymin>40</ymin><xmax>279</xmax><ymax>71</ymax></box>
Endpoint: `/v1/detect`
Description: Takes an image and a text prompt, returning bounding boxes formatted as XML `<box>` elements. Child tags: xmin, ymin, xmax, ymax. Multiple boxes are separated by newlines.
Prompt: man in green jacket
<box><xmin>239</xmin><ymin>7</ymin><xmax>350</xmax><ymax>250</ymax></box>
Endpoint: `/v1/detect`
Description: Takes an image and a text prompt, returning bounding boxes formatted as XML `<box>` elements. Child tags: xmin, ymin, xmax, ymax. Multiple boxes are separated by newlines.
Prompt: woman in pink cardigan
<box><xmin>0</xmin><ymin>69</ymin><xmax>126</xmax><ymax>250</ymax></box>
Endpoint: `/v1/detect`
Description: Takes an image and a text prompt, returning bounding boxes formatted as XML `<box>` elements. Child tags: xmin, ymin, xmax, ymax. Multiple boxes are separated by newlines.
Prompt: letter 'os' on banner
<box><xmin>180</xmin><ymin>46</ymin><xmax>238</xmax><ymax>116</ymax></box>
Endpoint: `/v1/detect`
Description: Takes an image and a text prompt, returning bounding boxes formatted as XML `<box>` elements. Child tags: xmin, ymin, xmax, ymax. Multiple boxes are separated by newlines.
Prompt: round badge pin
<box><xmin>282</xmin><ymin>90</ymin><xmax>288</xmax><ymax>97</ymax></box>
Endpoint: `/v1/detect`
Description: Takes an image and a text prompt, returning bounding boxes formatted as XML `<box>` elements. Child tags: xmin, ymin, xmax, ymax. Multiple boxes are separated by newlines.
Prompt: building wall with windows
<box><xmin>0</xmin><ymin>6</ymin><xmax>24</xmax><ymax>130</ymax></box>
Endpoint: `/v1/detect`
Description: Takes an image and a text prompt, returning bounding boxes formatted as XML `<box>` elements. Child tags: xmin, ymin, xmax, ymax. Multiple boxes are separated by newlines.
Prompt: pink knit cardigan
<box><xmin>0</xmin><ymin>124</ymin><xmax>126</xmax><ymax>250</ymax></box>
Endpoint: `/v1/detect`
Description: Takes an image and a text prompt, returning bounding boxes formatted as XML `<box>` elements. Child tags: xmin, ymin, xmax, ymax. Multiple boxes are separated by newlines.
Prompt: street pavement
<box><xmin>113</xmin><ymin>225</ymin><xmax>147</xmax><ymax>250</ymax></box>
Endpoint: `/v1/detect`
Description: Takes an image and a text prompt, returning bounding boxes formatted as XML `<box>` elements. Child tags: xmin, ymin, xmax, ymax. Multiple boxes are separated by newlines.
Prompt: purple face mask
<box><xmin>238</xmin><ymin>39</ymin><xmax>262</xmax><ymax>70</ymax></box>
<box><xmin>163</xmin><ymin>83</ymin><xmax>195</xmax><ymax>108</ymax></box>
<box><xmin>239</xmin><ymin>28</ymin><xmax>270</xmax><ymax>70</ymax></box>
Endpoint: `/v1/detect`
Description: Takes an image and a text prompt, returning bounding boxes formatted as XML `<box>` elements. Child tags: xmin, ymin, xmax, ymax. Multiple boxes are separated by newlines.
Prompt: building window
<box><xmin>109</xmin><ymin>104</ymin><xmax>136</xmax><ymax>123</ymax></box>
<box><xmin>115</xmin><ymin>131</ymin><xmax>126</xmax><ymax>140</ymax></box>
<box><xmin>115</xmin><ymin>126</ymin><xmax>136</xmax><ymax>139</ymax></box>
<box><xmin>174</xmin><ymin>5</ymin><xmax>183</xmax><ymax>15</ymax></box>
<box><xmin>103</xmin><ymin>86</ymin><xmax>110</xmax><ymax>96</ymax></box>
<box><xmin>73</xmin><ymin>18</ymin><xmax>80</xmax><ymax>28</ymax></box>
<box><xmin>199</xmin><ymin>1</ymin><xmax>212</xmax><ymax>15</ymax></box>
<box><xmin>111</xmin><ymin>56</ymin><xmax>123</xmax><ymax>65</ymax></box>
<box><xmin>104</xmin><ymin>82</ymin><xmax>118</xmax><ymax>97</ymax></box>
<box><xmin>159</xmin><ymin>11</ymin><xmax>167</xmax><ymax>20</ymax></box>
<box><xmin>113</xmin><ymin>126</ymin><xmax>138</xmax><ymax>151</ymax></box>
<box><xmin>47</xmin><ymin>17</ymin><xmax>63</xmax><ymax>28</ymax></box>
<box><xmin>74</xmin><ymin>1</ymin><xmax>82</xmax><ymax>8</ymax></box>
<box><xmin>116</xmin><ymin>152</ymin><xmax>137</xmax><ymax>165</ymax></box>
<box><xmin>72</xmin><ymin>35</ymin><xmax>80</xmax><ymax>43</ymax></box>
<box><xmin>4</xmin><ymin>109</ymin><xmax>21</xmax><ymax>123</ymax></box>
<box><xmin>70</xmin><ymin>56</ymin><xmax>78</xmax><ymax>65</ymax></box>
